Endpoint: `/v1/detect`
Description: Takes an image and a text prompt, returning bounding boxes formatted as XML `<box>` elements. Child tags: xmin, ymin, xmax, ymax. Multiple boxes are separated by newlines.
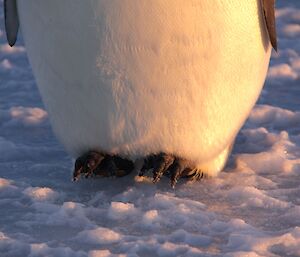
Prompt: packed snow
<box><xmin>0</xmin><ymin>1</ymin><xmax>300</xmax><ymax>256</ymax></box>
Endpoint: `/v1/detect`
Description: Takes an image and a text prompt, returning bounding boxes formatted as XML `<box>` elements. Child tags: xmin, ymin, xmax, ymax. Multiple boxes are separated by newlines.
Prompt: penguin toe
<box><xmin>169</xmin><ymin>158</ymin><xmax>199</xmax><ymax>188</ymax></box>
<box><xmin>152</xmin><ymin>153</ymin><xmax>175</xmax><ymax>183</ymax></box>
<box><xmin>169</xmin><ymin>159</ymin><xmax>206</xmax><ymax>188</ymax></box>
<box><xmin>73</xmin><ymin>151</ymin><xmax>134</xmax><ymax>181</ymax></box>
<box><xmin>140</xmin><ymin>153</ymin><xmax>205</xmax><ymax>188</ymax></box>
<box><xmin>73</xmin><ymin>151</ymin><xmax>105</xmax><ymax>181</ymax></box>
<box><xmin>140</xmin><ymin>153</ymin><xmax>175</xmax><ymax>183</ymax></box>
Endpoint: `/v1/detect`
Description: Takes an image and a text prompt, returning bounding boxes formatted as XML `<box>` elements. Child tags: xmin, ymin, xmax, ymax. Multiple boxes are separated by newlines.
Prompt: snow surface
<box><xmin>0</xmin><ymin>1</ymin><xmax>300</xmax><ymax>256</ymax></box>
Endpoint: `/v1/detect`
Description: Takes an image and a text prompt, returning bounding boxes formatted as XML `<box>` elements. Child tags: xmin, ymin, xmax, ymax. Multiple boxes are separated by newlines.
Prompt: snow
<box><xmin>108</xmin><ymin>202</ymin><xmax>138</xmax><ymax>220</ymax></box>
<box><xmin>0</xmin><ymin>43</ymin><xmax>25</xmax><ymax>54</ymax></box>
<box><xmin>0</xmin><ymin>1</ymin><xmax>300</xmax><ymax>256</ymax></box>
<box><xmin>268</xmin><ymin>63</ymin><xmax>299</xmax><ymax>80</ymax></box>
<box><xmin>23</xmin><ymin>187</ymin><xmax>58</xmax><ymax>202</ymax></box>
<box><xmin>75</xmin><ymin>228</ymin><xmax>121</xmax><ymax>245</ymax></box>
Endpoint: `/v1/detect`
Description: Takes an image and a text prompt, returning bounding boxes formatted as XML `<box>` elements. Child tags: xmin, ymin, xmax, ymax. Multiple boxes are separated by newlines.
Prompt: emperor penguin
<box><xmin>4</xmin><ymin>0</ymin><xmax>277</xmax><ymax>187</ymax></box>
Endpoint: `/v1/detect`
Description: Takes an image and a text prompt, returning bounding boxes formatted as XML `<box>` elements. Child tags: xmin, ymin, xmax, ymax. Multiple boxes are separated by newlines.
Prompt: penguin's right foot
<box><xmin>73</xmin><ymin>151</ymin><xmax>134</xmax><ymax>181</ymax></box>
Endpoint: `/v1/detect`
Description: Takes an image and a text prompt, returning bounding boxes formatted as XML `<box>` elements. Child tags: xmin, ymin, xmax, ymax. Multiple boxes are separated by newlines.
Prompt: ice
<box><xmin>1</xmin><ymin>0</ymin><xmax>300</xmax><ymax>256</ymax></box>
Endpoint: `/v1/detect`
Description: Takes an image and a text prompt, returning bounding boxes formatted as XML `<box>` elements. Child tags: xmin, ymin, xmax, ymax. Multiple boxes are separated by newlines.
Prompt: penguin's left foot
<box><xmin>73</xmin><ymin>151</ymin><xmax>134</xmax><ymax>181</ymax></box>
<box><xmin>139</xmin><ymin>153</ymin><xmax>205</xmax><ymax>188</ymax></box>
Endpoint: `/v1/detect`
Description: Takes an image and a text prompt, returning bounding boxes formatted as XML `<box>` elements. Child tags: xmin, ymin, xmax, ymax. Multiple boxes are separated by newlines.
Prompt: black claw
<box><xmin>186</xmin><ymin>169</ymin><xmax>205</xmax><ymax>181</ymax></box>
<box><xmin>73</xmin><ymin>151</ymin><xmax>105</xmax><ymax>181</ymax></box>
<box><xmin>73</xmin><ymin>158</ymin><xmax>84</xmax><ymax>181</ymax></box>
<box><xmin>152</xmin><ymin>153</ymin><xmax>175</xmax><ymax>183</ymax></box>
<box><xmin>140</xmin><ymin>153</ymin><xmax>175</xmax><ymax>182</ymax></box>
<box><xmin>170</xmin><ymin>158</ymin><xmax>198</xmax><ymax>188</ymax></box>
<box><xmin>169</xmin><ymin>159</ymin><xmax>187</xmax><ymax>188</ymax></box>
<box><xmin>84</xmin><ymin>151</ymin><xmax>105</xmax><ymax>178</ymax></box>
<box><xmin>195</xmin><ymin>171</ymin><xmax>204</xmax><ymax>181</ymax></box>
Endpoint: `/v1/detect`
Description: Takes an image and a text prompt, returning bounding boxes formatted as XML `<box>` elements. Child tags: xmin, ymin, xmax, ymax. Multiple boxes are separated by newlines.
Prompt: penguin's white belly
<box><xmin>17</xmin><ymin>0</ymin><xmax>271</xmax><ymax>175</ymax></box>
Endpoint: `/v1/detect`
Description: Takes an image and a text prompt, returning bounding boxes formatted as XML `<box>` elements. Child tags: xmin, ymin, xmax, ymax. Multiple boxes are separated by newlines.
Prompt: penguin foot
<box><xmin>73</xmin><ymin>151</ymin><xmax>134</xmax><ymax>181</ymax></box>
<box><xmin>139</xmin><ymin>153</ymin><xmax>205</xmax><ymax>188</ymax></box>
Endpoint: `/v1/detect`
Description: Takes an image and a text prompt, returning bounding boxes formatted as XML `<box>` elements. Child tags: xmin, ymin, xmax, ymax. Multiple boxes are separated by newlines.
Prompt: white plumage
<box><xmin>16</xmin><ymin>0</ymin><xmax>272</xmax><ymax>176</ymax></box>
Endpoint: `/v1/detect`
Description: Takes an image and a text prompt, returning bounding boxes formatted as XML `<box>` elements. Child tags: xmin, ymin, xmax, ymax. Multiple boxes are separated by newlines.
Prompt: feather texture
<box><xmin>16</xmin><ymin>0</ymin><xmax>273</xmax><ymax>175</ymax></box>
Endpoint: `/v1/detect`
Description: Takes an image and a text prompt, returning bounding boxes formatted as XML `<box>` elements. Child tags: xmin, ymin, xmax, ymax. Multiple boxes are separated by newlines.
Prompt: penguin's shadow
<box><xmin>69</xmin><ymin>170</ymin><xmax>191</xmax><ymax>200</ymax></box>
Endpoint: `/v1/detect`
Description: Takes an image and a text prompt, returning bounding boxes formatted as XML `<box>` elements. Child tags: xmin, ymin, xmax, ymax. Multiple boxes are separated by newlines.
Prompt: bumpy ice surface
<box><xmin>1</xmin><ymin>1</ymin><xmax>300</xmax><ymax>256</ymax></box>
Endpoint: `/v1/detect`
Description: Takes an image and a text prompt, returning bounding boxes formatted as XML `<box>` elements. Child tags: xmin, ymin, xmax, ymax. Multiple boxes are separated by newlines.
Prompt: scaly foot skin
<box><xmin>73</xmin><ymin>151</ymin><xmax>105</xmax><ymax>181</ymax></box>
<box><xmin>139</xmin><ymin>153</ymin><xmax>205</xmax><ymax>188</ymax></box>
<box><xmin>73</xmin><ymin>151</ymin><xmax>134</xmax><ymax>181</ymax></box>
